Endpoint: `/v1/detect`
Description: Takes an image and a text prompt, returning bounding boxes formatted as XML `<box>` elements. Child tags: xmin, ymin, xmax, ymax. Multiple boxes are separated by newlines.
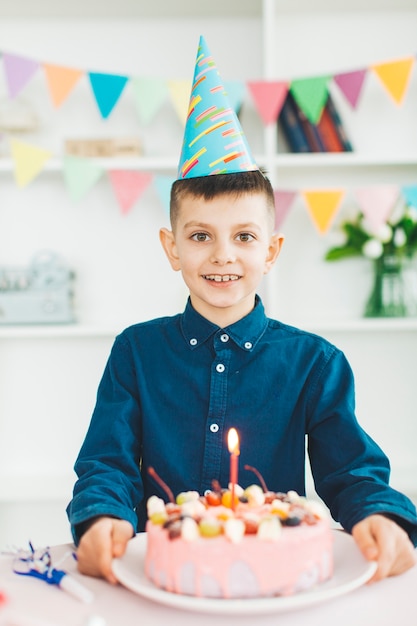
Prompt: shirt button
<box><xmin>190</xmin><ymin>338</ymin><xmax>198</xmax><ymax>346</ymax></box>
<box><xmin>244</xmin><ymin>341</ymin><xmax>253</xmax><ymax>350</ymax></box>
<box><xmin>220</xmin><ymin>333</ymin><xmax>229</xmax><ymax>342</ymax></box>
<box><xmin>210</xmin><ymin>423</ymin><xmax>219</xmax><ymax>433</ymax></box>
<box><xmin>216</xmin><ymin>363</ymin><xmax>225</xmax><ymax>373</ymax></box>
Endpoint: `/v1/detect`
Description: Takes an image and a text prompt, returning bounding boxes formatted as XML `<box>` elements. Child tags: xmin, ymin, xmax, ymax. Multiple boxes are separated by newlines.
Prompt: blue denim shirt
<box><xmin>67</xmin><ymin>297</ymin><xmax>417</xmax><ymax>544</ymax></box>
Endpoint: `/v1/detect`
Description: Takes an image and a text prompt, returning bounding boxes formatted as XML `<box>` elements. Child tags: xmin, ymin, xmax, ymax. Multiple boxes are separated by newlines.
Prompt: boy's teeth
<box><xmin>204</xmin><ymin>274</ymin><xmax>239</xmax><ymax>282</ymax></box>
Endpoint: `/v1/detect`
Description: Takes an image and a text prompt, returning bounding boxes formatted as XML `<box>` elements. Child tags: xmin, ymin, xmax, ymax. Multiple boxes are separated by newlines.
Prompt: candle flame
<box><xmin>227</xmin><ymin>428</ymin><xmax>240</xmax><ymax>455</ymax></box>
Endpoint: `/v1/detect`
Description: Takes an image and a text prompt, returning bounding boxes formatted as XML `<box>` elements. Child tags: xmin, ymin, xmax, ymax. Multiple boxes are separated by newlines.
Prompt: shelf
<box><xmin>0</xmin><ymin>153</ymin><xmax>416</xmax><ymax>175</ymax></box>
<box><xmin>0</xmin><ymin>156</ymin><xmax>179</xmax><ymax>174</ymax></box>
<box><xmin>273</xmin><ymin>153</ymin><xmax>417</xmax><ymax>169</ymax></box>
<box><xmin>0</xmin><ymin>324</ymin><xmax>120</xmax><ymax>339</ymax></box>
<box><xmin>279</xmin><ymin>317</ymin><xmax>417</xmax><ymax>333</ymax></box>
<box><xmin>1</xmin><ymin>318</ymin><xmax>417</xmax><ymax>339</ymax></box>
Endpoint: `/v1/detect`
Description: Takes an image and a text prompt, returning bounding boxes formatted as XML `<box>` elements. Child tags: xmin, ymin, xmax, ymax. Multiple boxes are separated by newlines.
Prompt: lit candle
<box><xmin>227</xmin><ymin>428</ymin><xmax>240</xmax><ymax>510</ymax></box>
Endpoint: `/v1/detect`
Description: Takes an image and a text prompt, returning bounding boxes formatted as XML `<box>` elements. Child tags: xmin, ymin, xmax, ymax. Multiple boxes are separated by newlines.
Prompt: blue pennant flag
<box><xmin>88</xmin><ymin>72</ymin><xmax>129</xmax><ymax>119</ymax></box>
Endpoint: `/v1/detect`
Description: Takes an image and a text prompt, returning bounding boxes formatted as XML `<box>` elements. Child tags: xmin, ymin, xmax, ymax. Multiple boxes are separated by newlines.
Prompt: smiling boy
<box><xmin>67</xmin><ymin>37</ymin><xmax>417</xmax><ymax>584</ymax></box>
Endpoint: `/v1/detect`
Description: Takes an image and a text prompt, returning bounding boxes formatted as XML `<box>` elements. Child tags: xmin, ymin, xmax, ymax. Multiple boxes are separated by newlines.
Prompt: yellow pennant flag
<box><xmin>10</xmin><ymin>138</ymin><xmax>53</xmax><ymax>187</ymax></box>
<box><xmin>302</xmin><ymin>189</ymin><xmax>345</xmax><ymax>234</ymax></box>
<box><xmin>43</xmin><ymin>63</ymin><xmax>83</xmax><ymax>107</ymax></box>
<box><xmin>371</xmin><ymin>57</ymin><xmax>415</xmax><ymax>105</ymax></box>
<box><xmin>167</xmin><ymin>80</ymin><xmax>192</xmax><ymax>125</ymax></box>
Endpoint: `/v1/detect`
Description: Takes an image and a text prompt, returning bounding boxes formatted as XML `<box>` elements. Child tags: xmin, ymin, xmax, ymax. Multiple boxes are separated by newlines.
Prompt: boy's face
<box><xmin>160</xmin><ymin>192</ymin><xmax>283</xmax><ymax>327</ymax></box>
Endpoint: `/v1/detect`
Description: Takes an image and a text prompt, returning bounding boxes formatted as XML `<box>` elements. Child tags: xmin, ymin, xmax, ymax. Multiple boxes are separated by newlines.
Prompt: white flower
<box><xmin>362</xmin><ymin>239</ymin><xmax>383</xmax><ymax>259</ymax></box>
<box><xmin>393</xmin><ymin>228</ymin><xmax>407</xmax><ymax>247</ymax></box>
<box><xmin>375</xmin><ymin>223</ymin><xmax>392</xmax><ymax>243</ymax></box>
<box><xmin>406</xmin><ymin>206</ymin><xmax>417</xmax><ymax>222</ymax></box>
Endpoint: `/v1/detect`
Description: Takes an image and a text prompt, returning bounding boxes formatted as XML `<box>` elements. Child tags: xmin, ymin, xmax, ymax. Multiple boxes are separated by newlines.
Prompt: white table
<box><xmin>0</xmin><ymin>541</ymin><xmax>416</xmax><ymax>626</ymax></box>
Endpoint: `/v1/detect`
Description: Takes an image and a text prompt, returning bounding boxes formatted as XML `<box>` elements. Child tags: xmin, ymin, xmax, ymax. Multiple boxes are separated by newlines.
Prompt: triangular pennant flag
<box><xmin>371</xmin><ymin>57</ymin><xmax>415</xmax><ymax>104</ymax></box>
<box><xmin>63</xmin><ymin>155</ymin><xmax>104</xmax><ymax>202</ymax></box>
<box><xmin>223</xmin><ymin>80</ymin><xmax>246</xmax><ymax>114</ymax></box>
<box><xmin>10</xmin><ymin>138</ymin><xmax>52</xmax><ymax>187</ymax></box>
<box><xmin>154</xmin><ymin>174</ymin><xmax>175</xmax><ymax>216</ymax></box>
<box><xmin>273</xmin><ymin>190</ymin><xmax>297</xmax><ymax>230</ymax></box>
<box><xmin>402</xmin><ymin>184</ymin><xmax>417</xmax><ymax>209</ymax></box>
<box><xmin>108</xmin><ymin>170</ymin><xmax>152</xmax><ymax>215</ymax></box>
<box><xmin>88</xmin><ymin>72</ymin><xmax>129</xmax><ymax>119</ymax></box>
<box><xmin>302</xmin><ymin>189</ymin><xmax>345</xmax><ymax>234</ymax></box>
<box><xmin>333</xmin><ymin>69</ymin><xmax>367</xmax><ymax>109</ymax></box>
<box><xmin>131</xmin><ymin>76</ymin><xmax>167</xmax><ymax>125</ymax></box>
<box><xmin>43</xmin><ymin>63</ymin><xmax>83</xmax><ymax>108</ymax></box>
<box><xmin>354</xmin><ymin>185</ymin><xmax>400</xmax><ymax>232</ymax></box>
<box><xmin>290</xmin><ymin>75</ymin><xmax>330</xmax><ymax>124</ymax></box>
<box><xmin>3</xmin><ymin>52</ymin><xmax>39</xmax><ymax>98</ymax></box>
<box><xmin>247</xmin><ymin>81</ymin><xmax>289</xmax><ymax>125</ymax></box>
<box><xmin>167</xmin><ymin>79</ymin><xmax>192</xmax><ymax>125</ymax></box>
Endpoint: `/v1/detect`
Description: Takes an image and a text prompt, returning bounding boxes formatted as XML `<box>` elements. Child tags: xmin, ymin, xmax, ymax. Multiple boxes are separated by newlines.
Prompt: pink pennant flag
<box><xmin>3</xmin><ymin>52</ymin><xmax>40</xmax><ymax>98</ymax></box>
<box><xmin>108</xmin><ymin>170</ymin><xmax>152</xmax><ymax>215</ymax></box>
<box><xmin>354</xmin><ymin>185</ymin><xmax>400</xmax><ymax>232</ymax></box>
<box><xmin>273</xmin><ymin>190</ymin><xmax>297</xmax><ymax>230</ymax></box>
<box><xmin>333</xmin><ymin>69</ymin><xmax>367</xmax><ymax>109</ymax></box>
<box><xmin>247</xmin><ymin>81</ymin><xmax>289</xmax><ymax>125</ymax></box>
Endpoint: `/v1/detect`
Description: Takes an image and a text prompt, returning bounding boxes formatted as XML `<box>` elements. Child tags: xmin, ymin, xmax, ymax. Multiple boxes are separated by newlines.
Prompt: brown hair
<box><xmin>169</xmin><ymin>170</ymin><xmax>276</xmax><ymax>231</ymax></box>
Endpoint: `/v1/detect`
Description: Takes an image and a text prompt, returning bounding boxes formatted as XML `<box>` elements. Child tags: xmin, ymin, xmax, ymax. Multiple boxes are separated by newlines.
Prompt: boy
<box><xmin>67</xmin><ymin>37</ymin><xmax>417</xmax><ymax>584</ymax></box>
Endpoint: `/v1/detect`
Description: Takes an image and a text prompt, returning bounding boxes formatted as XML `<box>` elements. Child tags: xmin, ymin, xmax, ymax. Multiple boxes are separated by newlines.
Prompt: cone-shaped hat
<box><xmin>177</xmin><ymin>36</ymin><xmax>258</xmax><ymax>180</ymax></box>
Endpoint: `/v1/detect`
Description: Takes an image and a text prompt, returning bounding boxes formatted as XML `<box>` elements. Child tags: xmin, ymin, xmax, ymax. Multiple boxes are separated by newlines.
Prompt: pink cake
<box><xmin>144</xmin><ymin>484</ymin><xmax>333</xmax><ymax>598</ymax></box>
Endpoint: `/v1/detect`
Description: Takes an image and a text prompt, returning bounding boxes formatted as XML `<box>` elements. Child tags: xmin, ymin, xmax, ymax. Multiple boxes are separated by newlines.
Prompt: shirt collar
<box><xmin>180</xmin><ymin>295</ymin><xmax>268</xmax><ymax>351</ymax></box>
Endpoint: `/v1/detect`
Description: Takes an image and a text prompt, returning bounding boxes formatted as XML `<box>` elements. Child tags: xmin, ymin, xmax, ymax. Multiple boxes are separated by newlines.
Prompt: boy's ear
<box><xmin>159</xmin><ymin>227</ymin><xmax>181</xmax><ymax>271</ymax></box>
<box><xmin>264</xmin><ymin>232</ymin><xmax>284</xmax><ymax>274</ymax></box>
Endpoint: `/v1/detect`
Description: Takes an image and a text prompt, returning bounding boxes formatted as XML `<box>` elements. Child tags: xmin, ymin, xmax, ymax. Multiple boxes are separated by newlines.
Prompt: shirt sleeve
<box><xmin>306</xmin><ymin>346</ymin><xmax>417</xmax><ymax>546</ymax></box>
<box><xmin>66</xmin><ymin>334</ymin><xmax>144</xmax><ymax>544</ymax></box>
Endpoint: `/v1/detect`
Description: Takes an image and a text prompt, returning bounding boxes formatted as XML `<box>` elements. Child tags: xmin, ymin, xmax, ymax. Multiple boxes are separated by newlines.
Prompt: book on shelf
<box><xmin>278</xmin><ymin>92</ymin><xmax>353</xmax><ymax>154</ymax></box>
<box><xmin>278</xmin><ymin>92</ymin><xmax>310</xmax><ymax>153</ymax></box>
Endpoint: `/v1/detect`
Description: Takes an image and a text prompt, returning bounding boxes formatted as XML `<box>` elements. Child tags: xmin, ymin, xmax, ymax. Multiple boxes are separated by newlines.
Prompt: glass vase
<box><xmin>364</xmin><ymin>255</ymin><xmax>409</xmax><ymax>318</ymax></box>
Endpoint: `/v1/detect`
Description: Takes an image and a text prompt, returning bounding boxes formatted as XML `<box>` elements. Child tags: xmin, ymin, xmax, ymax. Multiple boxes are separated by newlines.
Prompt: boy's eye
<box><xmin>237</xmin><ymin>233</ymin><xmax>255</xmax><ymax>242</ymax></box>
<box><xmin>191</xmin><ymin>232</ymin><xmax>210</xmax><ymax>242</ymax></box>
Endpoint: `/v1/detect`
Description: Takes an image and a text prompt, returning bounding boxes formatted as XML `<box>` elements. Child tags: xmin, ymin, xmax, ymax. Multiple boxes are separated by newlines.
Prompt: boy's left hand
<box><xmin>352</xmin><ymin>514</ymin><xmax>416</xmax><ymax>582</ymax></box>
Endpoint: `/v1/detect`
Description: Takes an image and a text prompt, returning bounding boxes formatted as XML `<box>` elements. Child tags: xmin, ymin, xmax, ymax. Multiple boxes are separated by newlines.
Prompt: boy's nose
<box><xmin>210</xmin><ymin>243</ymin><xmax>236</xmax><ymax>265</ymax></box>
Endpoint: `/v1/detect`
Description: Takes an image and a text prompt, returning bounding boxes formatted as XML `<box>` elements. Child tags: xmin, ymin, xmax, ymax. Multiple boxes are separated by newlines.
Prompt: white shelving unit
<box><xmin>0</xmin><ymin>0</ymin><xmax>416</xmax><ymax>548</ymax></box>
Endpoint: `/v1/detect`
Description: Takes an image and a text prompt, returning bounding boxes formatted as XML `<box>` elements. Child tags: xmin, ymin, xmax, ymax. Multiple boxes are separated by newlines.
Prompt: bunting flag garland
<box><xmin>10</xmin><ymin>138</ymin><xmax>52</xmax><ymax>187</ymax></box>
<box><xmin>223</xmin><ymin>80</ymin><xmax>247</xmax><ymax>114</ymax></box>
<box><xmin>43</xmin><ymin>63</ymin><xmax>83</xmax><ymax>108</ymax></box>
<box><xmin>402</xmin><ymin>184</ymin><xmax>417</xmax><ymax>209</ymax></box>
<box><xmin>371</xmin><ymin>57</ymin><xmax>415</xmax><ymax>105</ymax></box>
<box><xmin>0</xmin><ymin>48</ymin><xmax>414</xmax><ymax>126</ymax></box>
<box><xmin>88</xmin><ymin>72</ymin><xmax>129</xmax><ymax>119</ymax></box>
<box><xmin>154</xmin><ymin>174</ymin><xmax>175</xmax><ymax>216</ymax></box>
<box><xmin>108</xmin><ymin>170</ymin><xmax>152</xmax><ymax>215</ymax></box>
<box><xmin>302</xmin><ymin>189</ymin><xmax>345</xmax><ymax>234</ymax></box>
<box><xmin>3</xmin><ymin>52</ymin><xmax>39</xmax><ymax>99</ymax></box>
<box><xmin>167</xmin><ymin>80</ymin><xmax>192</xmax><ymax>125</ymax></box>
<box><xmin>131</xmin><ymin>76</ymin><xmax>168</xmax><ymax>125</ymax></box>
<box><xmin>273</xmin><ymin>190</ymin><xmax>297</xmax><ymax>230</ymax></box>
<box><xmin>290</xmin><ymin>75</ymin><xmax>331</xmax><ymax>124</ymax></box>
<box><xmin>333</xmin><ymin>69</ymin><xmax>368</xmax><ymax>109</ymax></box>
<box><xmin>247</xmin><ymin>81</ymin><xmax>289</xmax><ymax>125</ymax></box>
<box><xmin>354</xmin><ymin>185</ymin><xmax>399</xmax><ymax>232</ymax></box>
<box><xmin>63</xmin><ymin>155</ymin><xmax>104</xmax><ymax>202</ymax></box>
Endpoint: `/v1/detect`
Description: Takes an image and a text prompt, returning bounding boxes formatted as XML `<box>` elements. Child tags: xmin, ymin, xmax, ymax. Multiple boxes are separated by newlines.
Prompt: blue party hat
<box><xmin>177</xmin><ymin>36</ymin><xmax>258</xmax><ymax>180</ymax></box>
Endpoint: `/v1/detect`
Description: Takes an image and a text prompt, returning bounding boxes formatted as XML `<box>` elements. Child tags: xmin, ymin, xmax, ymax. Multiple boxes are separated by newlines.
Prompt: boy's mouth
<box><xmin>203</xmin><ymin>274</ymin><xmax>241</xmax><ymax>282</ymax></box>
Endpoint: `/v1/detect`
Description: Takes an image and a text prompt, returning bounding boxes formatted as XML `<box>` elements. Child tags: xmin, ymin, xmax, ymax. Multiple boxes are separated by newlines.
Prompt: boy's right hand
<box><xmin>76</xmin><ymin>517</ymin><xmax>134</xmax><ymax>584</ymax></box>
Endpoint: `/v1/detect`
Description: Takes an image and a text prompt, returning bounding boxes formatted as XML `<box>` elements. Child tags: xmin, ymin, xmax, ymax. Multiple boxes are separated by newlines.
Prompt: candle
<box><xmin>227</xmin><ymin>428</ymin><xmax>240</xmax><ymax>510</ymax></box>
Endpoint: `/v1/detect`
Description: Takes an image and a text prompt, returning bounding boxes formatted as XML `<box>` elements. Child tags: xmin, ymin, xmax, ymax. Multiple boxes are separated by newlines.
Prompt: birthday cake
<box><xmin>144</xmin><ymin>479</ymin><xmax>333</xmax><ymax>599</ymax></box>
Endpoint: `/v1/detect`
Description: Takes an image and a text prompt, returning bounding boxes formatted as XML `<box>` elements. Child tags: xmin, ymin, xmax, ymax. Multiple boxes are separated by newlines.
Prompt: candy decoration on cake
<box><xmin>145</xmin><ymin>467</ymin><xmax>333</xmax><ymax>598</ymax></box>
<box><xmin>177</xmin><ymin>35</ymin><xmax>258</xmax><ymax>180</ymax></box>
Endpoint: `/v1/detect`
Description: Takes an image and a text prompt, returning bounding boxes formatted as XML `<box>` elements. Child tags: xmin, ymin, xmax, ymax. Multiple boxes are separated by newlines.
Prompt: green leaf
<box><xmin>324</xmin><ymin>246</ymin><xmax>362</xmax><ymax>261</ymax></box>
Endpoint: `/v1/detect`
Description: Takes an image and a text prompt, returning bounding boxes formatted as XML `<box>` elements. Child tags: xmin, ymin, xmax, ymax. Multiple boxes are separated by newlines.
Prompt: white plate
<box><xmin>112</xmin><ymin>530</ymin><xmax>377</xmax><ymax>615</ymax></box>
